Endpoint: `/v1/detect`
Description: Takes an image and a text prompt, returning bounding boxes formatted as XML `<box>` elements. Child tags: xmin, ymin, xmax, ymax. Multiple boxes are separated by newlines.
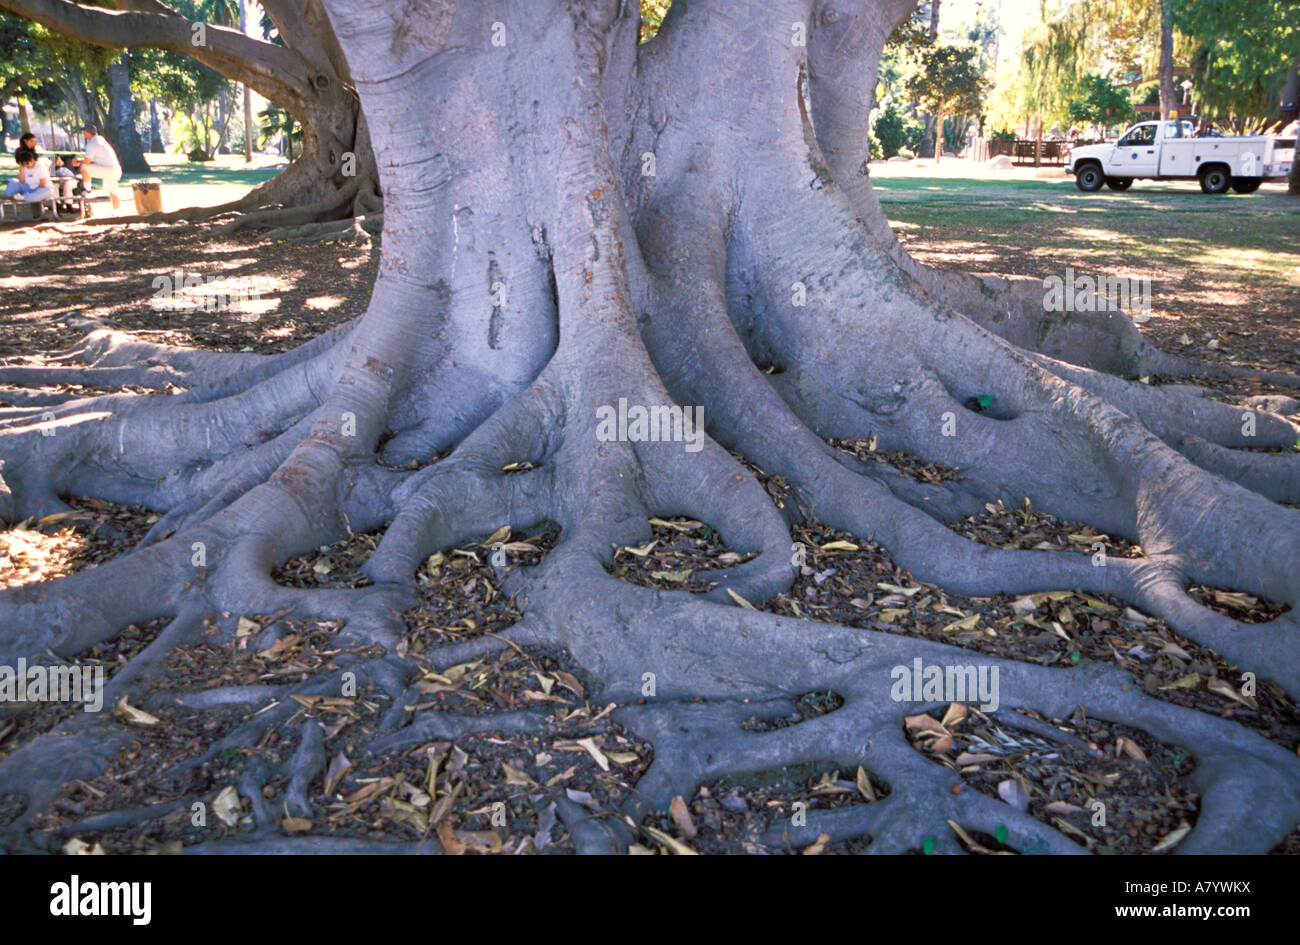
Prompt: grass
<box><xmin>118</xmin><ymin>151</ymin><xmax>288</xmax><ymax>189</ymax></box>
<box><xmin>872</xmin><ymin>172</ymin><xmax>1300</xmax><ymax>376</ymax></box>
<box><xmin>873</xmin><ymin>175</ymin><xmax>1300</xmax><ymax>288</ymax></box>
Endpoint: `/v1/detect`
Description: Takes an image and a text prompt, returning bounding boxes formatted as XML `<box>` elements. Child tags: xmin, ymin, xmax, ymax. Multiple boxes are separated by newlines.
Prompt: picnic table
<box><xmin>1</xmin><ymin>151</ymin><xmax>92</xmax><ymax>223</ymax></box>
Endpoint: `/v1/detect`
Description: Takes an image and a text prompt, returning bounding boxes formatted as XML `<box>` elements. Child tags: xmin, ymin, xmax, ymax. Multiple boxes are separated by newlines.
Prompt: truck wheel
<box><xmin>1075</xmin><ymin>164</ymin><xmax>1104</xmax><ymax>192</ymax></box>
<box><xmin>1105</xmin><ymin>177</ymin><xmax>1133</xmax><ymax>191</ymax></box>
<box><xmin>1199</xmin><ymin>166</ymin><xmax>1230</xmax><ymax>194</ymax></box>
<box><xmin>1230</xmin><ymin>177</ymin><xmax>1262</xmax><ymax>194</ymax></box>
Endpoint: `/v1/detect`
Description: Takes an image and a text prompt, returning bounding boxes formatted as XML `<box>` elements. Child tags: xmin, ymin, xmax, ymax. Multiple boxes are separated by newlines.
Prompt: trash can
<box><xmin>132</xmin><ymin>178</ymin><xmax>164</xmax><ymax>214</ymax></box>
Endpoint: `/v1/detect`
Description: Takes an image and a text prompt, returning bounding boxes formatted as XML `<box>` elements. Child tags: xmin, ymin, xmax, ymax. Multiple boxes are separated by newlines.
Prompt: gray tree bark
<box><xmin>0</xmin><ymin>0</ymin><xmax>1297</xmax><ymax>855</ymax></box>
<box><xmin>106</xmin><ymin>54</ymin><xmax>149</xmax><ymax>173</ymax></box>
<box><xmin>148</xmin><ymin>99</ymin><xmax>165</xmax><ymax>153</ymax></box>
<box><xmin>1157</xmin><ymin>0</ymin><xmax>1177</xmax><ymax>120</ymax></box>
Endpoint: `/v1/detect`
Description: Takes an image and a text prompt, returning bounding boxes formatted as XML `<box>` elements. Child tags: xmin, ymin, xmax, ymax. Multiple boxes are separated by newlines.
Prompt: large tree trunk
<box><xmin>105</xmin><ymin>54</ymin><xmax>150</xmax><ymax>173</ymax></box>
<box><xmin>1157</xmin><ymin>0</ymin><xmax>1177</xmax><ymax>120</ymax></box>
<box><xmin>0</xmin><ymin>0</ymin><xmax>1298</xmax><ymax>856</ymax></box>
<box><xmin>148</xmin><ymin>99</ymin><xmax>165</xmax><ymax>152</ymax></box>
<box><xmin>1280</xmin><ymin>59</ymin><xmax>1300</xmax><ymax>195</ymax></box>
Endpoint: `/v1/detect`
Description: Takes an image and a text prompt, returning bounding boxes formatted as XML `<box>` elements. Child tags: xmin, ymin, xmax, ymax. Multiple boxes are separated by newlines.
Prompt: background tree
<box><xmin>0</xmin><ymin>0</ymin><xmax>379</xmax><ymax>232</ymax></box>
<box><xmin>1066</xmin><ymin>72</ymin><xmax>1135</xmax><ymax>132</ymax></box>
<box><xmin>905</xmin><ymin>42</ymin><xmax>987</xmax><ymax>161</ymax></box>
<box><xmin>0</xmin><ymin>0</ymin><xmax>1297</xmax><ymax>855</ymax></box>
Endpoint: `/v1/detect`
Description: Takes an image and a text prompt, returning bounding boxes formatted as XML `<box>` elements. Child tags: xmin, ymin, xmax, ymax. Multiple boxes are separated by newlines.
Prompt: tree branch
<box><xmin>0</xmin><ymin>0</ymin><xmax>315</xmax><ymax>113</ymax></box>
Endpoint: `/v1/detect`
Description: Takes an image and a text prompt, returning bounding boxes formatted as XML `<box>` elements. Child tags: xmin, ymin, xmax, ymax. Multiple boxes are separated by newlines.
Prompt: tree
<box><xmin>0</xmin><ymin>0</ymin><xmax>1298</xmax><ymax>855</ymax></box>
<box><xmin>905</xmin><ymin>42</ymin><xmax>986</xmax><ymax>161</ymax></box>
<box><xmin>1171</xmin><ymin>0</ymin><xmax>1300</xmax><ymax>131</ymax></box>
<box><xmin>1066</xmin><ymin>72</ymin><xmax>1135</xmax><ymax>130</ymax></box>
<box><xmin>0</xmin><ymin>0</ymin><xmax>379</xmax><ymax>234</ymax></box>
<box><xmin>1157</xmin><ymin>0</ymin><xmax>1176</xmax><ymax>119</ymax></box>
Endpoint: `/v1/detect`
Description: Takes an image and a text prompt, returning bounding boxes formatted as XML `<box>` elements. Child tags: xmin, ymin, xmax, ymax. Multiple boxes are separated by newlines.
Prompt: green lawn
<box><xmin>873</xmin><ymin>174</ymin><xmax>1300</xmax><ymax>285</ymax></box>
<box><xmin>871</xmin><ymin>173</ymin><xmax>1300</xmax><ymax>373</ymax></box>
<box><xmin>120</xmin><ymin>151</ymin><xmax>287</xmax><ymax>189</ymax></box>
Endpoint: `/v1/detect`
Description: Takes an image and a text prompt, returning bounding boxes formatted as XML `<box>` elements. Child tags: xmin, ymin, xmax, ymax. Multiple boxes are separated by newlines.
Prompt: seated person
<box><xmin>52</xmin><ymin>155</ymin><xmax>87</xmax><ymax>195</ymax></box>
<box><xmin>5</xmin><ymin>147</ymin><xmax>55</xmax><ymax>203</ymax></box>
<box><xmin>79</xmin><ymin>124</ymin><xmax>122</xmax><ymax>210</ymax></box>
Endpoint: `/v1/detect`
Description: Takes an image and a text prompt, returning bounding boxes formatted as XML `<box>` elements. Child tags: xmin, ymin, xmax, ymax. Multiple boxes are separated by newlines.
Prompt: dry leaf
<box><xmin>575</xmin><ymin>737</ymin><xmax>609</xmax><ymax>771</ymax></box>
<box><xmin>856</xmin><ymin>765</ymin><xmax>876</xmax><ymax>802</ymax></box>
<box><xmin>116</xmin><ymin>697</ymin><xmax>160</xmax><ymax>726</ymax></box>
<box><xmin>213</xmin><ymin>786</ymin><xmax>243</xmax><ymax>827</ymax></box>
<box><xmin>1207</xmin><ymin>677</ymin><xmax>1256</xmax><ymax>708</ymax></box>
<box><xmin>802</xmin><ymin>832</ymin><xmax>831</xmax><ymax>854</ymax></box>
<box><xmin>1116</xmin><ymin>737</ymin><xmax>1148</xmax><ymax>762</ymax></box>
<box><xmin>644</xmin><ymin>825</ymin><xmax>697</xmax><ymax>855</ymax></box>
<box><xmin>669</xmin><ymin>795</ymin><xmax>697</xmax><ymax>839</ymax></box>
<box><xmin>1152</xmin><ymin>822</ymin><xmax>1192</xmax><ymax>852</ymax></box>
<box><xmin>324</xmin><ymin>750</ymin><xmax>352</xmax><ymax>795</ymax></box>
<box><xmin>726</xmin><ymin>587</ymin><xmax>755</xmax><ymax>609</ymax></box>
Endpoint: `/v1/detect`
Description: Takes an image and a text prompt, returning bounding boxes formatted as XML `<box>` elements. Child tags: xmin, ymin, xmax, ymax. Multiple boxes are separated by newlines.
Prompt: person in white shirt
<box><xmin>5</xmin><ymin>148</ymin><xmax>55</xmax><ymax>202</ymax></box>
<box><xmin>80</xmin><ymin>124</ymin><xmax>122</xmax><ymax>209</ymax></box>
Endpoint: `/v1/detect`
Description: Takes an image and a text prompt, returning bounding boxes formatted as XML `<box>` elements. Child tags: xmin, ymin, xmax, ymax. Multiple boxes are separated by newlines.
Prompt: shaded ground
<box><xmin>1</xmin><ymin>181</ymin><xmax>1298</xmax><ymax>854</ymax></box>
<box><xmin>874</xmin><ymin>171</ymin><xmax>1300</xmax><ymax>387</ymax></box>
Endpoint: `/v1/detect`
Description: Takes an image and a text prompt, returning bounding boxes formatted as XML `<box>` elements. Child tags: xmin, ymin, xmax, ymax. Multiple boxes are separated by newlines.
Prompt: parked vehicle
<box><xmin>1066</xmin><ymin>120</ymin><xmax>1295</xmax><ymax>194</ymax></box>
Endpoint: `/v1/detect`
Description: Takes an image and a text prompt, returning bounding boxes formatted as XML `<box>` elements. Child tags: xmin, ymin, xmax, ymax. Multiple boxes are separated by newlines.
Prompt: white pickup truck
<box><xmin>1066</xmin><ymin>120</ymin><xmax>1295</xmax><ymax>194</ymax></box>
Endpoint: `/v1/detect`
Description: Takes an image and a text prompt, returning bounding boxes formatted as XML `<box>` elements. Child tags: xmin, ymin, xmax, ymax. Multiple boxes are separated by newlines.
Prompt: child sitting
<box><xmin>53</xmin><ymin>155</ymin><xmax>86</xmax><ymax>196</ymax></box>
<box><xmin>5</xmin><ymin>148</ymin><xmax>55</xmax><ymax>202</ymax></box>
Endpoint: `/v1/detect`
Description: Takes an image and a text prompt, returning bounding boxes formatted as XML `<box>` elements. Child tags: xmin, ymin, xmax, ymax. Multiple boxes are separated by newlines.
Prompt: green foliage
<box><xmin>1171</xmin><ymin>0</ymin><xmax>1300</xmax><ymax>128</ymax></box>
<box><xmin>870</xmin><ymin>101</ymin><xmax>923</xmax><ymax>160</ymax></box>
<box><xmin>257</xmin><ymin>102</ymin><xmax>299</xmax><ymax>152</ymax></box>
<box><xmin>640</xmin><ymin>0</ymin><xmax>672</xmax><ymax>43</ymax></box>
<box><xmin>904</xmin><ymin>43</ymin><xmax>988</xmax><ymax>122</ymax></box>
<box><xmin>1066</xmin><ymin>73</ymin><xmax>1136</xmax><ymax>127</ymax></box>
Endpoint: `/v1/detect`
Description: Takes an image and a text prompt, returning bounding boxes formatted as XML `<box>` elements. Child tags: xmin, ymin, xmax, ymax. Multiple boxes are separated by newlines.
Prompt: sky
<box><xmin>940</xmin><ymin>0</ymin><xmax>1053</xmax><ymax>72</ymax></box>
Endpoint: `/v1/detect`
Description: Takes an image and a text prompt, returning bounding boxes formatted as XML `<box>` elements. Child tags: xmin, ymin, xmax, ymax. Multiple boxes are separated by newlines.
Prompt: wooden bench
<box><xmin>1</xmin><ymin>180</ymin><xmax>90</xmax><ymax>224</ymax></box>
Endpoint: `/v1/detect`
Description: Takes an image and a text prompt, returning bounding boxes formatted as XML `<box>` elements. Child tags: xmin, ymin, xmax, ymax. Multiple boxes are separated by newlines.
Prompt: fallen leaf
<box><xmin>669</xmin><ymin>795</ymin><xmax>697</xmax><ymax>839</ymax></box>
<box><xmin>1152</xmin><ymin>822</ymin><xmax>1192</xmax><ymax>853</ymax></box>
<box><xmin>63</xmin><ymin>837</ymin><xmax>106</xmax><ymax>855</ymax></box>
<box><xmin>726</xmin><ymin>587</ymin><xmax>756</xmax><ymax>609</ymax></box>
<box><xmin>802</xmin><ymin>832</ymin><xmax>831</xmax><ymax>854</ymax></box>
<box><xmin>997</xmin><ymin>779</ymin><xmax>1030</xmax><ymax>811</ymax></box>
<box><xmin>324</xmin><ymin>750</ymin><xmax>352</xmax><ymax>795</ymax></box>
<box><xmin>1207</xmin><ymin>677</ymin><xmax>1256</xmax><ymax>708</ymax></box>
<box><xmin>644</xmin><ymin>825</ymin><xmax>697</xmax><ymax>855</ymax></box>
<box><xmin>575</xmin><ymin>737</ymin><xmax>609</xmax><ymax>771</ymax></box>
<box><xmin>212</xmin><ymin>786</ymin><xmax>243</xmax><ymax>827</ymax></box>
<box><xmin>856</xmin><ymin>765</ymin><xmax>876</xmax><ymax>802</ymax></box>
<box><xmin>116</xmin><ymin>697</ymin><xmax>160</xmax><ymax>726</ymax></box>
<box><xmin>1116</xmin><ymin>737</ymin><xmax>1148</xmax><ymax>762</ymax></box>
<box><xmin>905</xmin><ymin>713</ymin><xmax>948</xmax><ymax>737</ymax></box>
<box><xmin>437</xmin><ymin>820</ymin><xmax>467</xmax><ymax>855</ymax></box>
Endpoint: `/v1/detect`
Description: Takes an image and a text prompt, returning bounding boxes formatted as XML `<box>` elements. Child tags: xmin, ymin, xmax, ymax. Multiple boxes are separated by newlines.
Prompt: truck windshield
<box><xmin>1118</xmin><ymin>125</ymin><xmax>1156</xmax><ymax>146</ymax></box>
